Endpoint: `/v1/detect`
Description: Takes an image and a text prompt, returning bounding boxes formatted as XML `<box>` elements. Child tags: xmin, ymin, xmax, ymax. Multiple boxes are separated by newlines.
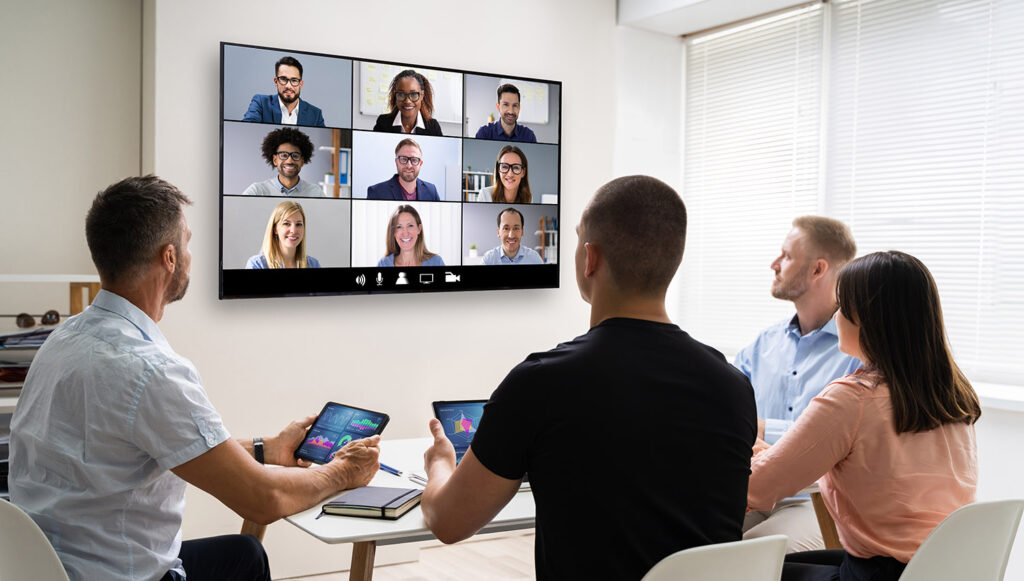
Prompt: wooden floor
<box><xmin>280</xmin><ymin>532</ymin><xmax>536</xmax><ymax>581</ymax></box>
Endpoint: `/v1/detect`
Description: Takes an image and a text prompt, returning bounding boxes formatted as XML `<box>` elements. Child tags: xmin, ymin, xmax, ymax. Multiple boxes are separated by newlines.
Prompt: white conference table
<box><xmin>284</xmin><ymin>437</ymin><xmax>536</xmax><ymax>581</ymax></box>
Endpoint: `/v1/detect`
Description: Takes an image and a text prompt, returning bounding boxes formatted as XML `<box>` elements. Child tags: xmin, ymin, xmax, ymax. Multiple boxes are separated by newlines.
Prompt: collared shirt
<box><xmin>733</xmin><ymin>314</ymin><xmax>861</xmax><ymax>444</ymax></box>
<box><xmin>242</xmin><ymin>176</ymin><xmax>324</xmax><ymax>197</ymax></box>
<box><xmin>278</xmin><ymin>96</ymin><xmax>299</xmax><ymax>125</ymax></box>
<box><xmin>392</xmin><ymin>110</ymin><xmax>426</xmax><ymax>133</ymax></box>
<box><xmin>9</xmin><ymin>290</ymin><xmax>230</xmax><ymax>581</ymax></box>
<box><xmin>482</xmin><ymin>245</ymin><xmax>544</xmax><ymax>265</ymax></box>
<box><xmin>474</xmin><ymin>120</ymin><xmax>538</xmax><ymax>143</ymax></box>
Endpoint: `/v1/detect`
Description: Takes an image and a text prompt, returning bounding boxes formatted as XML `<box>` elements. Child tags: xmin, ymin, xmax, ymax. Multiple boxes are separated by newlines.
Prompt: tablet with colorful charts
<box><xmin>294</xmin><ymin>401</ymin><xmax>389</xmax><ymax>464</ymax></box>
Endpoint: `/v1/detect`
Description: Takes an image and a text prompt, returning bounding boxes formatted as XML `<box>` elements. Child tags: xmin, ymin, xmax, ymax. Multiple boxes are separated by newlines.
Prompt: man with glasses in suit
<box><xmin>242</xmin><ymin>56</ymin><xmax>326</xmax><ymax>127</ymax></box>
<box><xmin>366</xmin><ymin>138</ymin><xmax>440</xmax><ymax>201</ymax></box>
<box><xmin>242</xmin><ymin>127</ymin><xmax>324</xmax><ymax>197</ymax></box>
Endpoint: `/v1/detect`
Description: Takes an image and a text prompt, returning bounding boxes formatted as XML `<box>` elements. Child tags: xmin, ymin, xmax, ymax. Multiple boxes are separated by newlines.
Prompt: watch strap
<box><xmin>254</xmin><ymin>436</ymin><xmax>265</xmax><ymax>464</ymax></box>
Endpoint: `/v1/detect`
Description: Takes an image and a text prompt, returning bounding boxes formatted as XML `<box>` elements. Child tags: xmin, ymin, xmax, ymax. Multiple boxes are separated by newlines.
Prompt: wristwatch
<box><xmin>254</xmin><ymin>437</ymin><xmax>265</xmax><ymax>464</ymax></box>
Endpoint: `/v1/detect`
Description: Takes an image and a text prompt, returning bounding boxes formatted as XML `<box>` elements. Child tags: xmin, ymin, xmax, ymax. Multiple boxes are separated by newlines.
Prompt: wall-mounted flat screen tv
<box><xmin>219</xmin><ymin>42</ymin><xmax>562</xmax><ymax>299</ymax></box>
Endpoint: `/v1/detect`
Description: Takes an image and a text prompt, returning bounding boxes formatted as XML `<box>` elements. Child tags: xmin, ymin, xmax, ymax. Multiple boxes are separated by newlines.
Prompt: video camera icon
<box><xmin>445</xmin><ymin>271</ymin><xmax>461</xmax><ymax>283</ymax></box>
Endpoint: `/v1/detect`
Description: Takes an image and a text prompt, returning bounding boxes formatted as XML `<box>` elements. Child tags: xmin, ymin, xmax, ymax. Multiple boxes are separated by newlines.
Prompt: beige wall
<box><xmin>147</xmin><ymin>0</ymin><xmax>617</xmax><ymax>577</ymax></box>
<box><xmin>0</xmin><ymin>0</ymin><xmax>140</xmax><ymax>314</ymax></box>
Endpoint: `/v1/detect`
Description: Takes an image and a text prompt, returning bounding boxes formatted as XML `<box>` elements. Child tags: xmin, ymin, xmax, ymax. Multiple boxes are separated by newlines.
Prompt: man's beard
<box><xmin>166</xmin><ymin>270</ymin><xmax>189</xmax><ymax>304</ymax></box>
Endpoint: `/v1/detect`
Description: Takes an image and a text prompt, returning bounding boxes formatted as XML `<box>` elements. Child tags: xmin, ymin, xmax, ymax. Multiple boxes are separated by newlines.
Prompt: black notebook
<box><xmin>321</xmin><ymin>486</ymin><xmax>422</xmax><ymax>520</ymax></box>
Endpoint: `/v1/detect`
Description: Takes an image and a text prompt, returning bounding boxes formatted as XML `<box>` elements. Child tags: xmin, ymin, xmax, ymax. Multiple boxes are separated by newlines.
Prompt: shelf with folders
<box><xmin>316</xmin><ymin>128</ymin><xmax>353</xmax><ymax>198</ymax></box>
<box><xmin>463</xmin><ymin>170</ymin><xmax>493</xmax><ymax>202</ymax></box>
<box><xmin>535</xmin><ymin>216</ymin><xmax>558</xmax><ymax>264</ymax></box>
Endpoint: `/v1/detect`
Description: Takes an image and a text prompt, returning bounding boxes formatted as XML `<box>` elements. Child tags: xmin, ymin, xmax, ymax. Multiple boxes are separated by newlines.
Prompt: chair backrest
<box><xmin>900</xmin><ymin>499</ymin><xmax>1024</xmax><ymax>581</ymax></box>
<box><xmin>0</xmin><ymin>499</ymin><xmax>70</xmax><ymax>581</ymax></box>
<box><xmin>641</xmin><ymin>535</ymin><xmax>787</xmax><ymax>581</ymax></box>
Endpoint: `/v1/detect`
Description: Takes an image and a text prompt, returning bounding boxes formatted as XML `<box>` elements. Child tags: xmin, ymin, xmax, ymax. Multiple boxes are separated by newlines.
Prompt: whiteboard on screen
<box><xmin>359</xmin><ymin>62</ymin><xmax>463</xmax><ymax>124</ymax></box>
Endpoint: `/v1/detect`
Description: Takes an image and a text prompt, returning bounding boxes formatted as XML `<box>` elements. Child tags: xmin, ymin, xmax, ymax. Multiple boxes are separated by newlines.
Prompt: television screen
<box><xmin>219</xmin><ymin>42</ymin><xmax>562</xmax><ymax>299</ymax></box>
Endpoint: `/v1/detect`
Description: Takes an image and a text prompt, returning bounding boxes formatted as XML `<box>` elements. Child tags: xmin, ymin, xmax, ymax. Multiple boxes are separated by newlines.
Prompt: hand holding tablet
<box><xmin>294</xmin><ymin>401</ymin><xmax>390</xmax><ymax>464</ymax></box>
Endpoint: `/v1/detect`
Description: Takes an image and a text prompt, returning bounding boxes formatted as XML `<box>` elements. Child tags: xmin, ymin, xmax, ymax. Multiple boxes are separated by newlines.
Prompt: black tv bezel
<box><xmin>218</xmin><ymin>41</ymin><xmax>562</xmax><ymax>300</ymax></box>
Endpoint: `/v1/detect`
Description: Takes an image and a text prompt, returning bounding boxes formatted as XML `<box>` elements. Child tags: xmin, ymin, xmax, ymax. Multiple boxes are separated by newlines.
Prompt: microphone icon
<box><xmin>376</xmin><ymin>272</ymin><xmax>383</xmax><ymax>286</ymax></box>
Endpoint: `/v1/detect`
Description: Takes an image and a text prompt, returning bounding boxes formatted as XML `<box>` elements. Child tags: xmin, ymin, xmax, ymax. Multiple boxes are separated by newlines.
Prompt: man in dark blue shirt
<box><xmin>474</xmin><ymin>84</ymin><xmax>537</xmax><ymax>143</ymax></box>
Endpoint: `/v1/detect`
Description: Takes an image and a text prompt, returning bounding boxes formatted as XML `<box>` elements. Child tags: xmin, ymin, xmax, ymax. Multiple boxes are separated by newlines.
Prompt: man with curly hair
<box><xmin>243</xmin><ymin>127</ymin><xmax>324</xmax><ymax>197</ymax></box>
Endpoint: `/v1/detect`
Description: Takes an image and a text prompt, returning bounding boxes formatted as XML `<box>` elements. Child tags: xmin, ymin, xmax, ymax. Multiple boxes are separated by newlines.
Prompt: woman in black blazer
<box><xmin>372</xmin><ymin>69</ymin><xmax>443</xmax><ymax>136</ymax></box>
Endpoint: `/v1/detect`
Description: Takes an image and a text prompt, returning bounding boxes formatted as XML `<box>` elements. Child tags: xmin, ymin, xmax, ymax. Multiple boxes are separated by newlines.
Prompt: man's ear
<box><xmin>811</xmin><ymin>257</ymin><xmax>829</xmax><ymax>279</ymax></box>
<box><xmin>162</xmin><ymin>243</ymin><xmax>177</xmax><ymax>274</ymax></box>
<box><xmin>584</xmin><ymin>242</ymin><xmax>601</xmax><ymax>278</ymax></box>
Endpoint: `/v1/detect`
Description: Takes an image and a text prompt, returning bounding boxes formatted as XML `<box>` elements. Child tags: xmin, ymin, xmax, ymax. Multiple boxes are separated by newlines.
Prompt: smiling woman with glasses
<box><xmin>477</xmin><ymin>144</ymin><xmax>532</xmax><ymax>204</ymax></box>
<box><xmin>371</xmin><ymin>69</ymin><xmax>443</xmax><ymax>136</ymax></box>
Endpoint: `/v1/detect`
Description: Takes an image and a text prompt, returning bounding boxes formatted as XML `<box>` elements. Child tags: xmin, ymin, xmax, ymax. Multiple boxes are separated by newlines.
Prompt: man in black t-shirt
<box><xmin>421</xmin><ymin>175</ymin><xmax>756</xmax><ymax>580</ymax></box>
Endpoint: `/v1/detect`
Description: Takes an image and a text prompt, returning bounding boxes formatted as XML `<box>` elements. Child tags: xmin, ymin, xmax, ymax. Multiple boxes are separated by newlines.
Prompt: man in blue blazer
<box><xmin>366</xmin><ymin>138</ymin><xmax>441</xmax><ymax>201</ymax></box>
<box><xmin>242</xmin><ymin>56</ymin><xmax>326</xmax><ymax>127</ymax></box>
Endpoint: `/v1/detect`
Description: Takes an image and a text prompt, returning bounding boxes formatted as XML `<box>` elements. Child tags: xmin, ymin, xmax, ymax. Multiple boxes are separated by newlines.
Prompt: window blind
<box><xmin>680</xmin><ymin>0</ymin><xmax>1024</xmax><ymax>385</ymax></box>
<box><xmin>680</xmin><ymin>4</ymin><xmax>825</xmax><ymax>351</ymax></box>
<box><xmin>827</xmin><ymin>0</ymin><xmax>1024</xmax><ymax>384</ymax></box>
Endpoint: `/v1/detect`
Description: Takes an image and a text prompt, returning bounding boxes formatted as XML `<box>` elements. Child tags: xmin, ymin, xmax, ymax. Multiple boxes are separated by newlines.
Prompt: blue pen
<box><xmin>379</xmin><ymin>462</ymin><xmax>402</xmax><ymax>477</ymax></box>
<box><xmin>379</xmin><ymin>462</ymin><xmax>429</xmax><ymax>486</ymax></box>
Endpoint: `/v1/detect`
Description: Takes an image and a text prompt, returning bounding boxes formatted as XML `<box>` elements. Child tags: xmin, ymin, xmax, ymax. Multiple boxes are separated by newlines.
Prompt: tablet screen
<box><xmin>294</xmin><ymin>401</ymin><xmax>389</xmax><ymax>464</ymax></box>
<box><xmin>431</xmin><ymin>400</ymin><xmax>486</xmax><ymax>464</ymax></box>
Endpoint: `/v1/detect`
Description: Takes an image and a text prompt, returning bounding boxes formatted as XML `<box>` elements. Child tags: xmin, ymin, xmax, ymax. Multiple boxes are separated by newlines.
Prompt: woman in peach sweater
<box><xmin>747</xmin><ymin>251</ymin><xmax>981</xmax><ymax>581</ymax></box>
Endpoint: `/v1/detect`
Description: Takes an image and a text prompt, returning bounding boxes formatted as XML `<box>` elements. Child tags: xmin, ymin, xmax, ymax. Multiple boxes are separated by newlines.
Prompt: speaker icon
<box><xmin>355</xmin><ymin>274</ymin><xmax>366</xmax><ymax>286</ymax></box>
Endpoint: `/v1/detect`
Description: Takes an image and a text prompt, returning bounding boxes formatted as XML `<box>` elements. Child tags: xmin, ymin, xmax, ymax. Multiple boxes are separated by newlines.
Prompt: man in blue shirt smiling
<box><xmin>474</xmin><ymin>84</ymin><xmax>538</xmax><ymax>143</ymax></box>
<box><xmin>733</xmin><ymin>215</ymin><xmax>860</xmax><ymax>553</ymax></box>
<box><xmin>482</xmin><ymin>207</ymin><xmax>543</xmax><ymax>264</ymax></box>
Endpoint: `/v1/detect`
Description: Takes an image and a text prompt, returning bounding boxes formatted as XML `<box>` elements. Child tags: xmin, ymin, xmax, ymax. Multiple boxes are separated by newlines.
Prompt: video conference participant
<box><xmin>367</xmin><ymin>138</ymin><xmax>440</xmax><ymax>201</ymax></box>
<box><xmin>378</xmin><ymin>204</ymin><xmax>445</xmax><ymax>267</ymax></box>
<box><xmin>241</xmin><ymin>56</ymin><xmax>326</xmax><ymax>127</ymax></box>
<box><xmin>8</xmin><ymin>176</ymin><xmax>380</xmax><ymax>581</ymax></box>
<box><xmin>482</xmin><ymin>207</ymin><xmax>542</xmax><ymax>265</ymax></box>
<box><xmin>246</xmin><ymin>200</ymin><xmax>321</xmax><ymax>269</ymax></box>
<box><xmin>476</xmin><ymin>145</ymin><xmax>532</xmax><ymax>203</ymax></box>
<box><xmin>734</xmin><ymin>216</ymin><xmax>861</xmax><ymax>552</ymax></box>
<box><xmin>748</xmin><ymin>251</ymin><xmax>980</xmax><ymax>581</ymax></box>
<box><xmin>421</xmin><ymin>175</ymin><xmax>756</xmax><ymax>580</ymax></box>
<box><xmin>243</xmin><ymin>127</ymin><xmax>323</xmax><ymax>197</ymax></box>
<box><xmin>474</xmin><ymin>84</ymin><xmax>537</xmax><ymax>143</ymax></box>
<box><xmin>372</xmin><ymin>69</ymin><xmax>443</xmax><ymax>136</ymax></box>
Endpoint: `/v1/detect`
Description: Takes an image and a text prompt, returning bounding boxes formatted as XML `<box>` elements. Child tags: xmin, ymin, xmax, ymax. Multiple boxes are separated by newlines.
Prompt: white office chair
<box><xmin>641</xmin><ymin>534</ymin><xmax>787</xmax><ymax>581</ymax></box>
<box><xmin>0</xmin><ymin>498</ymin><xmax>70</xmax><ymax>581</ymax></box>
<box><xmin>899</xmin><ymin>499</ymin><xmax>1024</xmax><ymax>581</ymax></box>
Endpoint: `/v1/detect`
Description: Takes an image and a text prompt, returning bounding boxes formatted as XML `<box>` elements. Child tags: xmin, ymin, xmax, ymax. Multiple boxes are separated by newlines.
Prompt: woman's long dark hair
<box><xmin>387</xmin><ymin>69</ymin><xmax>434</xmax><ymax>122</ymax></box>
<box><xmin>836</xmin><ymin>251</ymin><xmax>980</xmax><ymax>433</ymax></box>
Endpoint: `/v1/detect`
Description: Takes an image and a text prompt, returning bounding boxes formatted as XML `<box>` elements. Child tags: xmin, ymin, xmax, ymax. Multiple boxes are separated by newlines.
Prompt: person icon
<box><xmin>396</xmin><ymin>272</ymin><xmax>409</xmax><ymax>285</ymax></box>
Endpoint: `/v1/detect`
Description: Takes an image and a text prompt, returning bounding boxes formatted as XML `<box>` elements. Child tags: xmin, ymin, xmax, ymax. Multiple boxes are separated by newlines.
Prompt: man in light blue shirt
<box><xmin>482</xmin><ymin>207</ymin><xmax>544</xmax><ymax>265</ymax></box>
<box><xmin>734</xmin><ymin>216</ymin><xmax>859</xmax><ymax>553</ymax></box>
<box><xmin>10</xmin><ymin>176</ymin><xmax>380</xmax><ymax>581</ymax></box>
